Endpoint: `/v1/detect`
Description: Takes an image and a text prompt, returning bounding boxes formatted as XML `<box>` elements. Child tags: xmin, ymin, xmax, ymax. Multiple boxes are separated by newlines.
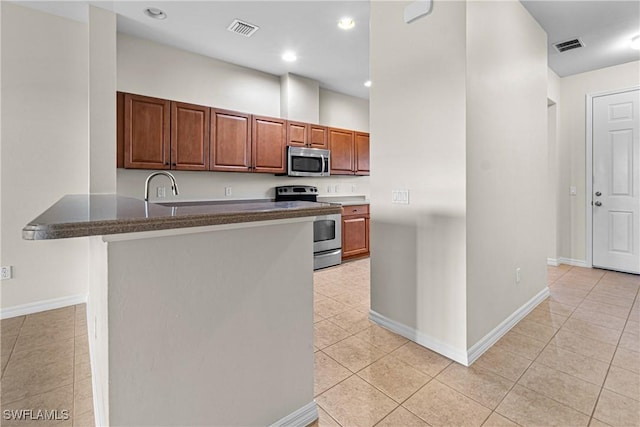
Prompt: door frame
<box><xmin>585</xmin><ymin>86</ymin><xmax>640</xmax><ymax>269</ymax></box>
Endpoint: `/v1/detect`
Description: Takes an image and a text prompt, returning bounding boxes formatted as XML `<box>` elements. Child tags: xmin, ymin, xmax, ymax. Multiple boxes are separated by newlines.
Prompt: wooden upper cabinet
<box><xmin>171</xmin><ymin>102</ymin><xmax>209</xmax><ymax>171</ymax></box>
<box><xmin>252</xmin><ymin>116</ymin><xmax>286</xmax><ymax>174</ymax></box>
<box><xmin>124</xmin><ymin>93</ymin><xmax>170</xmax><ymax>169</ymax></box>
<box><xmin>286</xmin><ymin>122</ymin><xmax>328</xmax><ymax>149</ymax></box>
<box><xmin>117</xmin><ymin>91</ymin><xmax>367</xmax><ymax>174</ymax></box>
<box><xmin>329</xmin><ymin>128</ymin><xmax>355</xmax><ymax>175</ymax></box>
<box><xmin>287</xmin><ymin>121</ymin><xmax>307</xmax><ymax>147</ymax></box>
<box><xmin>210</xmin><ymin>109</ymin><xmax>252</xmax><ymax>172</ymax></box>
<box><xmin>309</xmin><ymin>125</ymin><xmax>328</xmax><ymax>149</ymax></box>
<box><xmin>355</xmin><ymin>132</ymin><xmax>370</xmax><ymax>176</ymax></box>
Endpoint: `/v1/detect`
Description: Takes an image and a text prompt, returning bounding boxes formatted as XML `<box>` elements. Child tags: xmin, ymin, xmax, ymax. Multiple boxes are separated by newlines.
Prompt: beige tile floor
<box><xmin>0</xmin><ymin>262</ymin><xmax>638</xmax><ymax>427</ymax></box>
<box><xmin>313</xmin><ymin>259</ymin><xmax>640</xmax><ymax>427</ymax></box>
<box><xmin>0</xmin><ymin>304</ymin><xmax>94</xmax><ymax>427</ymax></box>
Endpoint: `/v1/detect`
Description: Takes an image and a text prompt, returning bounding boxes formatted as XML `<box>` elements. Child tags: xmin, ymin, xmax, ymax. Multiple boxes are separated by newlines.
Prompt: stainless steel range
<box><xmin>275</xmin><ymin>185</ymin><xmax>342</xmax><ymax>270</ymax></box>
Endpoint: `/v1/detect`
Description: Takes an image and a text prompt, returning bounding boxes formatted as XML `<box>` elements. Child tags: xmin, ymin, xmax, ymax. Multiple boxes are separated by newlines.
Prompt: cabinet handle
<box><xmin>164</xmin><ymin>162</ymin><xmax>169</xmax><ymax>166</ymax></box>
<box><xmin>172</xmin><ymin>163</ymin><xmax>177</xmax><ymax>167</ymax></box>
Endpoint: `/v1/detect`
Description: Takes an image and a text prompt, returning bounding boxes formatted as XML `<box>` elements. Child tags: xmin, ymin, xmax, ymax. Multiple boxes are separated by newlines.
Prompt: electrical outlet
<box><xmin>352</xmin><ymin>184</ymin><xmax>357</xmax><ymax>193</ymax></box>
<box><xmin>327</xmin><ymin>185</ymin><xmax>332</xmax><ymax>193</ymax></box>
<box><xmin>1</xmin><ymin>266</ymin><xmax>12</xmax><ymax>280</ymax></box>
<box><xmin>334</xmin><ymin>184</ymin><xmax>340</xmax><ymax>193</ymax></box>
<box><xmin>225</xmin><ymin>187</ymin><xmax>232</xmax><ymax>197</ymax></box>
<box><xmin>570</xmin><ymin>186</ymin><xmax>577</xmax><ymax>196</ymax></box>
<box><xmin>156</xmin><ymin>186</ymin><xmax>166</xmax><ymax>198</ymax></box>
<box><xmin>392</xmin><ymin>189</ymin><xmax>409</xmax><ymax>204</ymax></box>
<box><xmin>516</xmin><ymin>268</ymin><xmax>521</xmax><ymax>284</ymax></box>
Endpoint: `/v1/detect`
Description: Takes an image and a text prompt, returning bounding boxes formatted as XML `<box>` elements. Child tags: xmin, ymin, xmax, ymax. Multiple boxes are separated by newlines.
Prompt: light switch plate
<box><xmin>1</xmin><ymin>266</ymin><xmax>13</xmax><ymax>280</ymax></box>
<box><xmin>392</xmin><ymin>189</ymin><xmax>409</xmax><ymax>204</ymax></box>
<box><xmin>570</xmin><ymin>186</ymin><xmax>577</xmax><ymax>196</ymax></box>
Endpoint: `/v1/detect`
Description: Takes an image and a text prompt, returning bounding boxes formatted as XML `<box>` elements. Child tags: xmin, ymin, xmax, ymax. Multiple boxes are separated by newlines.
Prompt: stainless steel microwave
<box><xmin>287</xmin><ymin>146</ymin><xmax>331</xmax><ymax>177</ymax></box>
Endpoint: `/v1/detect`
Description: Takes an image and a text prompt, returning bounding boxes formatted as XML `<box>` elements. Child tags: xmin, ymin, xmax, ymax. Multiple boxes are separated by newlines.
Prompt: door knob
<box><xmin>595</xmin><ymin>201</ymin><xmax>602</xmax><ymax>206</ymax></box>
<box><xmin>595</xmin><ymin>191</ymin><xmax>602</xmax><ymax>196</ymax></box>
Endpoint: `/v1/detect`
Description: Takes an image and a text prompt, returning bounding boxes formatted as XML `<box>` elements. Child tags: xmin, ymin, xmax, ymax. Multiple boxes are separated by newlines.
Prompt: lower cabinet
<box><xmin>342</xmin><ymin>204</ymin><xmax>370</xmax><ymax>260</ymax></box>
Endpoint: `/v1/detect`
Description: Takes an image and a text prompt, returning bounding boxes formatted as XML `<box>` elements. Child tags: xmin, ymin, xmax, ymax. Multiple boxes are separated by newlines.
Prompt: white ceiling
<box><xmin>11</xmin><ymin>1</ymin><xmax>640</xmax><ymax>99</ymax></box>
<box><xmin>114</xmin><ymin>1</ymin><xmax>371</xmax><ymax>99</ymax></box>
<box><xmin>521</xmin><ymin>0</ymin><xmax>640</xmax><ymax>77</ymax></box>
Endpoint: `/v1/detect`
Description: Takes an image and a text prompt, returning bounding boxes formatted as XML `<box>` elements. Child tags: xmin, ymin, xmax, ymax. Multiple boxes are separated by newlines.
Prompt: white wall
<box><xmin>548</xmin><ymin>68</ymin><xmax>561</xmax><ymax>104</ymax></box>
<box><xmin>557</xmin><ymin>61</ymin><xmax>640</xmax><ymax>265</ymax></box>
<box><xmin>370</xmin><ymin>0</ymin><xmax>547</xmax><ymax>362</ymax></box>
<box><xmin>547</xmin><ymin>69</ymin><xmax>561</xmax><ymax>263</ymax></box>
<box><xmin>465</xmin><ymin>0</ymin><xmax>548</xmax><ymax>347</ymax></box>
<box><xmin>117</xmin><ymin>33</ymin><xmax>370</xmax><ymax>202</ymax></box>
<box><xmin>117</xmin><ymin>33</ymin><xmax>280</xmax><ymax>117</ymax></box>
<box><xmin>89</xmin><ymin>6</ymin><xmax>117</xmax><ymax>194</ymax></box>
<box><xmin>105</xmin><ymin>221</ymin><xmax>314</xmax><ymax>426</ymax></box>
<box><xmin>1</xmin><ymin>3</ymin><xmax>89</xmax><ymax>310</ymax></box>
<box><xmin>370</xmin><ymin>0</ymin><xmax>468</xmax><ymax>361</ymax></box>
<box><xmin>281</xmin><ymin>73</ymin><xmax>320</xmax><ymax>123</ymax></box>
<box><xmin>548</xmin><ymin>103</ymin><xmax>559</xmax><ymax>262</ymax></box>
<box><xmin>320</xmin><ymin>88</ymin><xmax>370</xmax><ymax>132</ymax></box>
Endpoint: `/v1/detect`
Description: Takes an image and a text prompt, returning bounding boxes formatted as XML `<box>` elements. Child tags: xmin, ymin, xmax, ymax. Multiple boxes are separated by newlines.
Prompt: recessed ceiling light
<box><xmin>282</xmin><ymin>51</ymin><xmax>297</xmax><ymax>62</ymax></box>
<box><xmin>338</xmin><ymin>17</ymin><xmax>355</xmax><ymax>30</ymax></box>
<box><xmin>631</xmin><ymin>36</ymin><xmax>640</xmax><ymax>50</ymax></box>
<box><xmin>144</xmin><ymin>7</ymin><xmax>167</xmax><ymax>20</ymax></box>
<box><xmin>364</xmin><ymin>80</ymin><xmax>372</xmax><ymax>88</ymax></box>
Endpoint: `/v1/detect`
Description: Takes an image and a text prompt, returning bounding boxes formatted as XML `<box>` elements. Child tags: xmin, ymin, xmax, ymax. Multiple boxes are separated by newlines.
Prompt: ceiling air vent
<box><xmin>227</xmin><ymin>19</ymin><xmax>259</xmax><ymax>38</ymax></box>
<box><xmin>553</xmin><ymin>38</ymin><xmax>584</xmax><ymax>53</ymax></box>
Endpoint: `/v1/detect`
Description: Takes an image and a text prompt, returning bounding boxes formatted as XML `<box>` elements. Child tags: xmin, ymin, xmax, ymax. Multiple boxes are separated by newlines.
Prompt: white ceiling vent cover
<box><xmin>553</xmin><ymin>38</ymin><xmax>584</xmax><ymax>53</ymax></box>
<box><xmin>227</xmin><ymin>19</ymin><xmax>259</xmax><ymax>37</ymax></box>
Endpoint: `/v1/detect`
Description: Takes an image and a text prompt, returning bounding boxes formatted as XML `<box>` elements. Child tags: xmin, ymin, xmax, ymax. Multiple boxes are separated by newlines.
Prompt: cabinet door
<box><xmin>329</xmin><ymin>128</ymin><xmax>354</xmax><ymax>175</ymax></box>
<box><xmin>355</xmin><ymin>132</ymin><xmax>370</xmax><ymax>176</ymax></box>
<box><xmin>171</xmin><ymin>102</ymin><xmax>209</xmax><ymax>171</ymax></box>
<box><xmin>210</xmin><ymin>109</ymin><xmax>252</xmax><ymax>172</ymax></box>
<box><xmin>342</xmin><ymin>216</ymin><xmax>370</xmax><ymax>259</ymax></box>
<box><xmin>252</xmin><ymin>116</ymin><xmax>286</xmax><ymax>174</ymax></box>
<box><xmin>309</xmin><ymin>125</ymin><xmax>328</xmax><ymax>149</ymax></box>
<box><xmin>287</xmin><ymin>121</ymin><xmax>307</xmax><ymax>147</ymax></box>
<box><xmin>124</xmin><ymin>94</ymin><xmax>170</xmax><ymax>169</ymax></box>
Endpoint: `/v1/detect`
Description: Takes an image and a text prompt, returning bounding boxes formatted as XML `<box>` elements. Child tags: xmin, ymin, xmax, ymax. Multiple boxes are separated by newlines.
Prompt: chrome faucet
<box><xmin>144</xmin><ymin>171</ymin><xmax>179</xmax><ymax>201</ymax></box>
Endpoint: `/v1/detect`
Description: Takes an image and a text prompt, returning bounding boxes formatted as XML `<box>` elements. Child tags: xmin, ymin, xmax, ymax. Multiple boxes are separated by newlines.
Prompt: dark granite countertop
<box><xmin>23</xmin><ymin>195</ymin><xmax>341</xmax><ymax>240</ymax></box>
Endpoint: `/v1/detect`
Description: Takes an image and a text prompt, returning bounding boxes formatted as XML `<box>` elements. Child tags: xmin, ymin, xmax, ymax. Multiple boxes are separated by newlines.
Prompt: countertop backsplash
<box><xmin>117</xmin><ymin>168</ymin><xmax>371</xmax><ymax>203</ymax></box>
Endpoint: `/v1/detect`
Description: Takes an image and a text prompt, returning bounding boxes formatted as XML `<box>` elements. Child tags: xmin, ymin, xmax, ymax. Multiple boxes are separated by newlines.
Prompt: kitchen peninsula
<box><xmin>23</xmin><ymin>195</ymin><xmax>340</xmax><ymax>426</ymax></box>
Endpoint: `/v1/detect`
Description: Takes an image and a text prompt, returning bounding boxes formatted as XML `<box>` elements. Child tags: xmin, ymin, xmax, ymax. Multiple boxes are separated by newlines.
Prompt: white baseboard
<box><xmin>547</xmin><ymin>258</ymin><xmax>559</xmax><ymax>266</ymax></box>
<box><xmin>269</xmin><ymin>401</ymin><xmax>318</xmax><ymax>427</ymax></box>
<box><xmin>558</xmin><ymin>257</ymin><xmax>588</xmax><ymax>268</ymax></box>
<box><xmin>368</xmin><ymin>310</ymin><xmax>469</xmax><ymax>366</ymax></box>
<box><xmin>1</xmin><ymin>294</ymin><xmax>87</xmax><ymax>319</ymax></box>
<box><xmin>466</xmin><ymin>286</ymin><xmax>550</xmax><ymax>365</ymax></box>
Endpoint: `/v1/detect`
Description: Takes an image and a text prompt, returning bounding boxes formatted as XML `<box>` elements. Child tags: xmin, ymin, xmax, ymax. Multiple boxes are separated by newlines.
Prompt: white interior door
<box><xmin>592</xmin><ymin>89</ymin><xmax>640</xmax><ymax>274</ymax></box>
